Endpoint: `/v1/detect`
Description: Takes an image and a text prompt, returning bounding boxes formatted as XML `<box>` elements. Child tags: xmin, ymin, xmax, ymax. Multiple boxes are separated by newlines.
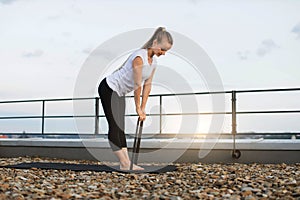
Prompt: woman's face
<box><xmin>152</xmin><ymin>38</ymin><xmax>172</xmax><ymax>57</ymax></box>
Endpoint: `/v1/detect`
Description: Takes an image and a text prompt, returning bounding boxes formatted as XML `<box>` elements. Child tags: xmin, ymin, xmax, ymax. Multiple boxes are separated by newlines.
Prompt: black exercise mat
<box><xmin>2</xmin><ymin>162</ymin><xmax>177</xmax><ymax>174</ymax></box>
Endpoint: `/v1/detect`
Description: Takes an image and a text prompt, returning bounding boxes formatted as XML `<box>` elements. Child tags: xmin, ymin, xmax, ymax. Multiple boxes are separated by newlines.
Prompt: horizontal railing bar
<box><xmin>237</xmin><ymin>110</ymin><xmax>300</xmax><ymax>114</ymax></box>
<box><xmin>0</xmin><ymin>97</ymin><xmax>96</xmax><ymax>104</ymax></box>
<box><xmin>128</xmin><ymin>111</ymin><xmax>300</xmax><ymax>117</ymax></box>
<box><xmin>235</xmin><ymin>88</ymin><xmax>300</xmax><ymax>94</ymax></box>
<box><xmin>125</xmin><ymin>112</ymin><xmax>230</xmax><ymax>116</ymax></box>
<box><xmin>0</xmin><ymin>115</ymin><xmax>105</xmax><ymax>120</ymax></box>
<box><xmin>1</xmin><ymin>133</ymin><xmax>299</xmax><ymax>137</ymax></box>
<box><xmin>0</xmin><ymin>116</ymin><xmax>42</xmax><ymax>119</ymax></box>
<box><xmin>2</xmin><ymin>110</ymin><xmax>300</xmax><ymax>120</ymax></box>
<box><xmin>136</xmin><ymin>133</ymin><xmax>300</xmax><ymax>137</ymax></box>
<box><xmin>127</xmin><ymin>87</ymin><xmax>300</xmax><ymax>98</ymax></box>
<box><xmin>129</xmin><ymin>87</ymin><xmax>300</xmax><ymax>98</ymax></box>
<box><xmin>0</xmin><ymin>133</ymin><xmax>96</xmax><ymax>135</ymax></box>
<box><xmin>126</xmin><ymin>91</ymin><xmax>232</xmax><ymax>98</ymax></box>
<box><xmin>1</xmin><ymin>87</ymin><xmax>300</xmax><ymax>104</ymax></box>
<box><xmin>44</xmin><ymin>115</ymin><xmax>103</xmax><ymax>118</ymax></box>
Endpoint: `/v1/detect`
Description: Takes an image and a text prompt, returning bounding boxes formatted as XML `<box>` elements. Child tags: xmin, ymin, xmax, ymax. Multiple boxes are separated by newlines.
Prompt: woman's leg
<box><xmin>98</xmin><ymin>79</ymin><xmax>123</xmax><ymax>151</ymax></box>
<box><xmin>118</xmin><ymin>96</ymin><xmax>127</xmax><ymax>148</ymax></box>
<box><xmin>117</xmin><ymin>95</ymin><xmax>144</xmax><ymax>170</ymax></box>
<box><xmin>114</xmin><ymin>93</ymin><xmax>143</xmax><ymax>170</ymax></box>
<box><xmin>98</xmin><ymin>79</ymin><xmax>143</xmax><ymax>170</ymax></box>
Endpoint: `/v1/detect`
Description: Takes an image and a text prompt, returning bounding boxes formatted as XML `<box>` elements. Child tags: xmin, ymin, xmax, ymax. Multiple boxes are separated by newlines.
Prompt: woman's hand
<box><xmin>136</xmin><ymin>107</ymin><xmax>146</xmax><ymax>121</ymax></box>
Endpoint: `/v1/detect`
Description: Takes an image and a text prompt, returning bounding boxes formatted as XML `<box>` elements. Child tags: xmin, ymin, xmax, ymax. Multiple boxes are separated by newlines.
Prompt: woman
<box><xmin>98</xmin><ymin>27</ymin><xmax>173</xmax><ymax>170</ymax></box>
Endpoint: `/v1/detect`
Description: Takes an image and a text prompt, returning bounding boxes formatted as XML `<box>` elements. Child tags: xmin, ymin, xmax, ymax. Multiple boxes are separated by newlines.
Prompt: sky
<box><xmin>0</xmin><ymin>0</ymin><xmax>300</xmax><ymax>134</ymax></box>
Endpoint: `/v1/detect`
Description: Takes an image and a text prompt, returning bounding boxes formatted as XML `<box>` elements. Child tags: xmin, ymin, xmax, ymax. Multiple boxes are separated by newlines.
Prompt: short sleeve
<box><xmin>131</xmin><ymin>49</ymin><xmax>146</xmax><ymax>66</ymax></box>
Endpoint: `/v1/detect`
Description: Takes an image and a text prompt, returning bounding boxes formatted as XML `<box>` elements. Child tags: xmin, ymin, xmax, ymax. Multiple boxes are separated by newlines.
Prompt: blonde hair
<box><xmin>113</xmin><ymin>27</ymin><xmax>173</xmax><ymax>73</ymax></box>
<box><xmin>142</xmin><ymin>27</ymin><xmax>173</xmax><ymax>49</ymax></box>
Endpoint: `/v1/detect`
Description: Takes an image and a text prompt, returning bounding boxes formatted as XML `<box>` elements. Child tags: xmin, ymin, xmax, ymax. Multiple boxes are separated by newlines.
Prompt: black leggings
<box><xmin>98</xmin><ymin>78</ymin><xmax>127</xmax><ymax>151</ymax></box>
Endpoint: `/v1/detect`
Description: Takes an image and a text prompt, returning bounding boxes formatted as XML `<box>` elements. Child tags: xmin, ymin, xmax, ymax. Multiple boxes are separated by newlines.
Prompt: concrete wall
<box><xmin>1</xmin><ymin>138</ymin><xmax>299</xmax><ymax>164</ymax></box>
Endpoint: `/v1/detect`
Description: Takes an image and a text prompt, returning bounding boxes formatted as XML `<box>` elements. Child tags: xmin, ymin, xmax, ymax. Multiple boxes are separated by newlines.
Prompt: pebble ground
<box><xmin>0</xmin><ymin>157</ymin><xmax>299</xmax><ymax>199</ymax></box>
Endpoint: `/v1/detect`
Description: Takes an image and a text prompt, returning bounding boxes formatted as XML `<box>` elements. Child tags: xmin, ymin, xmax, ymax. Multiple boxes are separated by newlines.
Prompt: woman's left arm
<box><xmin>141</xmin><ymin>68</ymin><xmax>156</xmax><ymax>111</ymax></box>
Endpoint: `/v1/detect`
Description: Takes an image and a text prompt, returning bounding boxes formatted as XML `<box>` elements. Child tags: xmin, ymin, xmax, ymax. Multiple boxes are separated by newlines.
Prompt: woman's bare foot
<box><xmin>113</xmin><ymin>148</ymin><xmax>144</xmax><ymax>170</ymax></box>
<box><xmin>120</xmin><ymin>162</ymin><xmax>144</xmax><ymax>171</ymax></box>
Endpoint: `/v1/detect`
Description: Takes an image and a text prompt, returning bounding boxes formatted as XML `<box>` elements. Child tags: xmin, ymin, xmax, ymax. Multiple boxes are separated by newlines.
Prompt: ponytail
<box><xmin>113</xmin><ymin>27</ymin><xmax>173</xmax><ymax>73</ymax></box>
<box><xmin>142</xmin><ymin>27</ymin><xmax>173</xmax><ymax>49</ymax></box>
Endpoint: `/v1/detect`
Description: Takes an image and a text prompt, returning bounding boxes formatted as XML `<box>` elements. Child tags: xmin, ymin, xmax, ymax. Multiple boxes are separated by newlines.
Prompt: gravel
<box><xmin>0</xmin><ymin>157</ymin><xmax>299</xmax><ymax>199</ymax></box>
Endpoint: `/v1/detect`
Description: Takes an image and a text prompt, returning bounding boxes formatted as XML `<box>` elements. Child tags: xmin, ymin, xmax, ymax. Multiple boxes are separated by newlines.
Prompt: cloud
<box><xmin>256</xmin><ymin>39</ymin><xmax>279</xmax><ymax>57</ymax></box>
<box><xmin>62</xmin><ymin>32</ymin><xmax>72</xmax><ymax>37</ymax></box>
<box><xmin>186</xmin><ymin>0</ymin><xmax>202</xmax><ymax>5</ymax></box>
<box><xmin>82</xmin><ymin>47</ymin><xmax>93</xmax><ymax>54</ymax></box>
<box><xmin>291</xmin><ymin>22</ymin><xmax>300</xmax><ymax>39</ymax></box>
<box><xmin>22</xmin><ymin>49</ymin><xmax>44</xmax><ymax>58</ymax></box>
<box><xmin>238</xmin><ymin>39</ymin><xmax>279</xmax><ymax>60</ymax></box>
<box><xmin>46</xmin><ymin>15</ymin><xmax>61</xmax><ymax>21</ymax></box>
<box><xmin>0</xmin><ymin>0</ymin><xmax>17</xmax><ymax>5</ymax></box>
<box><xmin>237</xmin><ymin>50</ymin><xmax>250</xmax><ymax>60</ymax></box>
<box><xmin>71</xmin><ymin>3</ymin><xmax>82</xmax><ymax>14</ymax></box>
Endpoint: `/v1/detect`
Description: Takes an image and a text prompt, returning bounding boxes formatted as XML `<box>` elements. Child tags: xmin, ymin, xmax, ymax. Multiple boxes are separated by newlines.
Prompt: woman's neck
<box><xmin>147</xmin><ymin>48</ymin><xmax>154</xmax><ymax>58</ymax></box>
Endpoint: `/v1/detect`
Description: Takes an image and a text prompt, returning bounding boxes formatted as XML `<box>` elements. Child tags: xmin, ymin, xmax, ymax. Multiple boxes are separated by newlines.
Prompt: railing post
<box><xmin>41</xmin><ymin>100</ymin><xmax>45</xmax><ymax>135</ymax></box>
<box><xmin>159</xmin><ymin>95</ymin><xmax>162</xmax><ymax>134</ymax></box>
<box><xmin>95</xmin><ymin>97</ymin><xmax>99</xmax><ymax>135</ymax></box>
<box><xmin>231</xmin><ymin>90</ymin><xmax>241</xmax><ymax>159</ymax></box>
<box><xmin>231</xmin><ymin>91</ymin><xmax>237</xmax><ymax>135</ymax></box>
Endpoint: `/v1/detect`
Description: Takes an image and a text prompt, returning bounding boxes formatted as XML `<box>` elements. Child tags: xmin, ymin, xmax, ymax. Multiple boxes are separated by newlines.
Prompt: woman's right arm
<box><xmin>133</xmin><ymin>56</ymin><xmax>146</xmax><ymax>121</ymax></box>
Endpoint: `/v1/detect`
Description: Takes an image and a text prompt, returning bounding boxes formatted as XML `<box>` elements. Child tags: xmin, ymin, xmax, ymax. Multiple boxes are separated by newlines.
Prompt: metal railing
<box><xmin>0</xmin><ymin>87</ymin><xmax>300</xmax><ymax>138</ymax></box>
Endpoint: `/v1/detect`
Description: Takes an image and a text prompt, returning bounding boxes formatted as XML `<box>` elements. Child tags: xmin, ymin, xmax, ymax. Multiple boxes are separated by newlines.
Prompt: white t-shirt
<box><xmin>106</xmin><ymin>48</ymin><xmax>157</xmax><ymax>97</ymax></box>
